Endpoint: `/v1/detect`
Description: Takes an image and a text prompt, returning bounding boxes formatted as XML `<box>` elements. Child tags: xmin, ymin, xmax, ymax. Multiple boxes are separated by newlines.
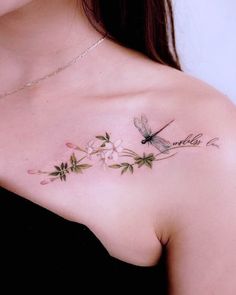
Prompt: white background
<box><xmin>173</xmin><ymin>0</ymin><xmax>236</xmax><ymax>104</ymax></box>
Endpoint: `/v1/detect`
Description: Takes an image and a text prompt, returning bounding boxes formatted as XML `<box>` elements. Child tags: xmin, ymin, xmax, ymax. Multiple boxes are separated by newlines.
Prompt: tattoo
<box><xmin>206</xmin><ymin>137</ymin><xmax>220</xmax><ymax>148</ymax></box>
<box><xmin>133</xmin><ymin>115</ymin><xmax>174</xmax><ymax>153</ymax></box>
<box><xmin>173</xmin><ymin>133</ymin><xmax>203</xmax><ymax>146</ymax></box>
<box><xmin>27</xmin><ymin>114</ymin><xmax>219</xmax><ymax>185</ymax></box>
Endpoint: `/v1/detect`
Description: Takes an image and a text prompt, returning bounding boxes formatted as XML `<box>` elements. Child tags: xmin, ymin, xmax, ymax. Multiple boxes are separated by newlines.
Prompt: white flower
<box><xmin>97</xmin><ymin>139</ymin><xmax>123</xmax><ymax>168</ymax></box>
<box><xmin>96</xmin><ymin>150</ymin><xmax>108</xmax><ymax>170</ymax></box>
<box><xmin>85</xmin><ymin>139</ymin><xmax>97</xmax><ymax>159</ymax></box>
<box><xmin>103</xmin><ymin>139</ymin><xmax>123</xmax><ymax>161</ymax></box>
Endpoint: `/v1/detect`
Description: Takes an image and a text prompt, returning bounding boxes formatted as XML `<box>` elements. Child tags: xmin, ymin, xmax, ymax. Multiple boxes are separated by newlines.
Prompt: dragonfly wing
<box><xmin>151</xmin><ymin>135</ymin><xmax>172</xmax><ymax>153</ymax></box>
<box><xmin>141</xmin><ymin>114</ymin><xmax>152</xmax><ymax>135</ymax></box>
<box><xmin>133</xmin><ymin>116</ymin><xmax>149</xmax><ymax>137</ymax></box>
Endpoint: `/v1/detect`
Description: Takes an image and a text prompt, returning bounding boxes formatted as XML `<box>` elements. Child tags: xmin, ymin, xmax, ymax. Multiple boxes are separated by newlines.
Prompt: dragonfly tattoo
<box><xmin>133</xmin><ymin>114</ymin><xmax>174</xmax><ymax>153</ymax></box>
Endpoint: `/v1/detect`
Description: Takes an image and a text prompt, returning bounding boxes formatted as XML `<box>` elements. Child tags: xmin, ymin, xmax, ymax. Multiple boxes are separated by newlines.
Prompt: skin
<box><xmin>0</xmin><ymin>1</ymin><xmax>236</xmax><ymax>294</ymax></box>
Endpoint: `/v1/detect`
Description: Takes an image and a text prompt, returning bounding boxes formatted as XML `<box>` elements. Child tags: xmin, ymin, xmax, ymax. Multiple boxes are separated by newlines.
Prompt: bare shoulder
<box><xmin>123</xmin><ymin>59</ymin><xmax>236</xmax><ymax>231</ymax></box>
<box><xmin>143</xmin><ymin>67</ymin><xmax>236</xmax><ymax>293</ymax></box>
<box><xmin>146</xmin><ymin>64</ymin><xmax>236</xmax><ymax>207</ymax></box>
<box><xmin>165</xmin><ymin>67</ymin><xmax>236</xmax><ymax>157</ymax></box>
<box><xmin>157</xmin><ymin>66</ymin><xmax>236</xmax><ymax>198</ymax></box>
<box><xmin>143</xmin><ymin>63</ymin><xmax>236</xmax><ymax>144</ymax></box>
<box><xmin>121</xmin><ymin>52</ymin><xmax>236</xmax><ymax>122</ymax></box>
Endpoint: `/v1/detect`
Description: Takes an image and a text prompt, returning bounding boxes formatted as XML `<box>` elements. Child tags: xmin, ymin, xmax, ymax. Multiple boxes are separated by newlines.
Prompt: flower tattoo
<box><xmin>27</xmin><ymin>114</ymin><xmax>219</xmax><ymax>184</ymax></box>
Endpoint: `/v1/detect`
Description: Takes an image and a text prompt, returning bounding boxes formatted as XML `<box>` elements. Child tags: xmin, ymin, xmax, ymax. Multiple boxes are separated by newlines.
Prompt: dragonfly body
<box><xmin>134</xmin><ymin>114</ymin><xmax>174</xmax><ymax>153</ymax></box>
<box><xmin>141</xmin><ymin>135</ymin><xmax>153</xmax><ymax>144</ymax></box>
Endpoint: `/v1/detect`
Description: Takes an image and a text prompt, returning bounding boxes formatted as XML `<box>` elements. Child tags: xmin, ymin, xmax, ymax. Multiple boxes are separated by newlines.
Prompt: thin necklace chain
<box><xmin>0</xmin><ymin>34</ymin><xmax>107</xmax><ymax>99</ymax></box>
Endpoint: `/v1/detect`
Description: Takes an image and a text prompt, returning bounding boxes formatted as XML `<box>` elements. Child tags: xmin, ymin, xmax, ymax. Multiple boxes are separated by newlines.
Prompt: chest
<box><xmin>0</xmin><ymin>98</ymin><xmax>163</xmax><ymax>221</ymax></box>
<box><xmin>0</xmin><ymin>111</ymin><xmax>163</xmax><ymax>267</ymax></box>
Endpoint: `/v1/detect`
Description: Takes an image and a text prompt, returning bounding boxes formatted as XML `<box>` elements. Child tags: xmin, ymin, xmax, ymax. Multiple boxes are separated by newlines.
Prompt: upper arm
<box><xmin>164</xmin><ymin>94</ymin><xmax>236</xmax><ymax>294</ymax></box>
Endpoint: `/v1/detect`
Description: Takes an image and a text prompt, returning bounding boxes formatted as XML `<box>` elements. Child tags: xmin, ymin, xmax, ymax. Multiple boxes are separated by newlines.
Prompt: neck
<box><xmin>0</xmin><ymin>0</ymin><xmax>105</xmax><ymax>97</ymax></box>
<box><xmin>0</xmin><ymin>0</ymin><xmax>99</xmax><ymax>56</ymax></box>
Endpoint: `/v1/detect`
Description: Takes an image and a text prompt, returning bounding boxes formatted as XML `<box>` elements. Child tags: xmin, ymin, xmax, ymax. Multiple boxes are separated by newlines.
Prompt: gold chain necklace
<box><xmin>0</xmin><ymin>34</ymin><xmax>107</xmax><ymax>99</ymax></box>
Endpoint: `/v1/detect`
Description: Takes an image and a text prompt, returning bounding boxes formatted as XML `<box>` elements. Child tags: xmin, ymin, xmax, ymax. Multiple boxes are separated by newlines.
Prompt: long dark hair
<box><xmin>81</xmin><ymin>0</ymin><xmax>182</xmax><ymax>71</ymax></box>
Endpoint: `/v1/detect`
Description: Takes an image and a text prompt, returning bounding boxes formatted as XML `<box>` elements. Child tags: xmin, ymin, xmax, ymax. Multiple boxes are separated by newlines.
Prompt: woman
<box><xmin>0</xmin><ymin>0</ymin><xmax>236</xmax><ymax>293</ymax></box>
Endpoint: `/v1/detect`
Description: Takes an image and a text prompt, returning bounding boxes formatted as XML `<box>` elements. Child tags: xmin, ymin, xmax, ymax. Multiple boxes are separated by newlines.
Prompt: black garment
<box><xmin>0</xmin><ymin>186</ymin><xmax>168</xmax><ymax>293</ymax></box>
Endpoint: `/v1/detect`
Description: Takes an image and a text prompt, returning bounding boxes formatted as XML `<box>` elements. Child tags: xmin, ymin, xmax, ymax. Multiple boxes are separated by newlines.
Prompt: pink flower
<box><xmin>27</xmin><ymin>169</ymin><xmax>42</xmax><ymax>175</ymax></box>
<box><xmin>66</xmin><ymin>142</ymin><xmax>85</xmax><ymax>152</ymax></box>
<box><xmin>66</xmin><ymin>142</ymin><xmax>78</xmax><ymax>149</ymax></box>
<box><xmin>40</xmin><ymin>178</ymin><xmax>58</xmax><ymax>185</ymax></box>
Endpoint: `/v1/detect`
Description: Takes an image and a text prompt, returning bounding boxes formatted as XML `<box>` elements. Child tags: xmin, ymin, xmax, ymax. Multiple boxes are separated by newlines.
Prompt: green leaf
<box><xmin>74</xmin><ymin>167</ymin><xmax>83</xmax><ymax>174</ymax></box>
<box><xmin>54</xmin><ymin>165</ymin><xmax>61</xmax><ymax>171</ymax></box>
<box><xmin>121</xmin><ymin>166</ymin><xmax>129</xmax><ymax>175</ymax></box>
<box><xmin>134</xmin><ymin>156</ymin><xmax>142</xmax><ymax>161</ymax></box>
<box><xmin>146</xmin><ymin>154</ymin><xmax>155</xmax><ymax>161</ymax></box>
<box><xmin>121</xmin><ymin>162</ymin><xmax>130</xmax><ymax>167</ymax></box>
<box><xmin>96</xmin><ymin>136</ymin><xmax>106</xmax><ymax>141</ymax></box>
<box><xmin>137</xmin><ymin>162</ymin><xmax>145</xmax><ymax>168</ymax></box>
<box><xmin>59</xmin><ymin>174</ymin><xmax>66</xmax><ymax>181</ymax></box>
<box><xmin>70</xmin><ymin>153</ymin><xmax>77</xmax><ymax>165</ymax></box>
<box><xmin>144</xmin><ymin>161</ymin><xmax>152</xmax><ymax>168</ymax></box>
<box><xmin>129</xmin><ymin>165</ymin><xmax>134</xmax><ymax>173</ymax></box>
<box><xmin>108</xmin><ymin>164</ymin><xmax>121</xmax><ymax>169</ymax></box>
<box><xmin>49</xmin><ymin>171</ymin><xmax>60</xmax><ymax>176</ymax></box>
<box><xmin>77</xmin><ymin>164</ymin><xmax>92</xmax><ymax>169</ymax></box>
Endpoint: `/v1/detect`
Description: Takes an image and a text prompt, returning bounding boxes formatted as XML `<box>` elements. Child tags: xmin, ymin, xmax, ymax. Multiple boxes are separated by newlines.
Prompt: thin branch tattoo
<box><xmin>27</xmin><ymin>114</ymin><xmax>220</xmax><ymax>185</ymax></box>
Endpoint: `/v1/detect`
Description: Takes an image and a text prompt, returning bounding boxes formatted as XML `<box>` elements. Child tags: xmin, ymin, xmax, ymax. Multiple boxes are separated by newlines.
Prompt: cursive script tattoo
<box><xmin>27</xmin><ymin>114</ymin><xmax>220</xmax><ymax>184</ymax></box>
<box><xmin>206</xmin><ymin>137</ymin><xmax>220</xmax><ymax>148</ymax></box>
<box><xmin>173</xmin><ymin>133</ymin><xmax>203</xmax><ymax>146</ymax></box>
